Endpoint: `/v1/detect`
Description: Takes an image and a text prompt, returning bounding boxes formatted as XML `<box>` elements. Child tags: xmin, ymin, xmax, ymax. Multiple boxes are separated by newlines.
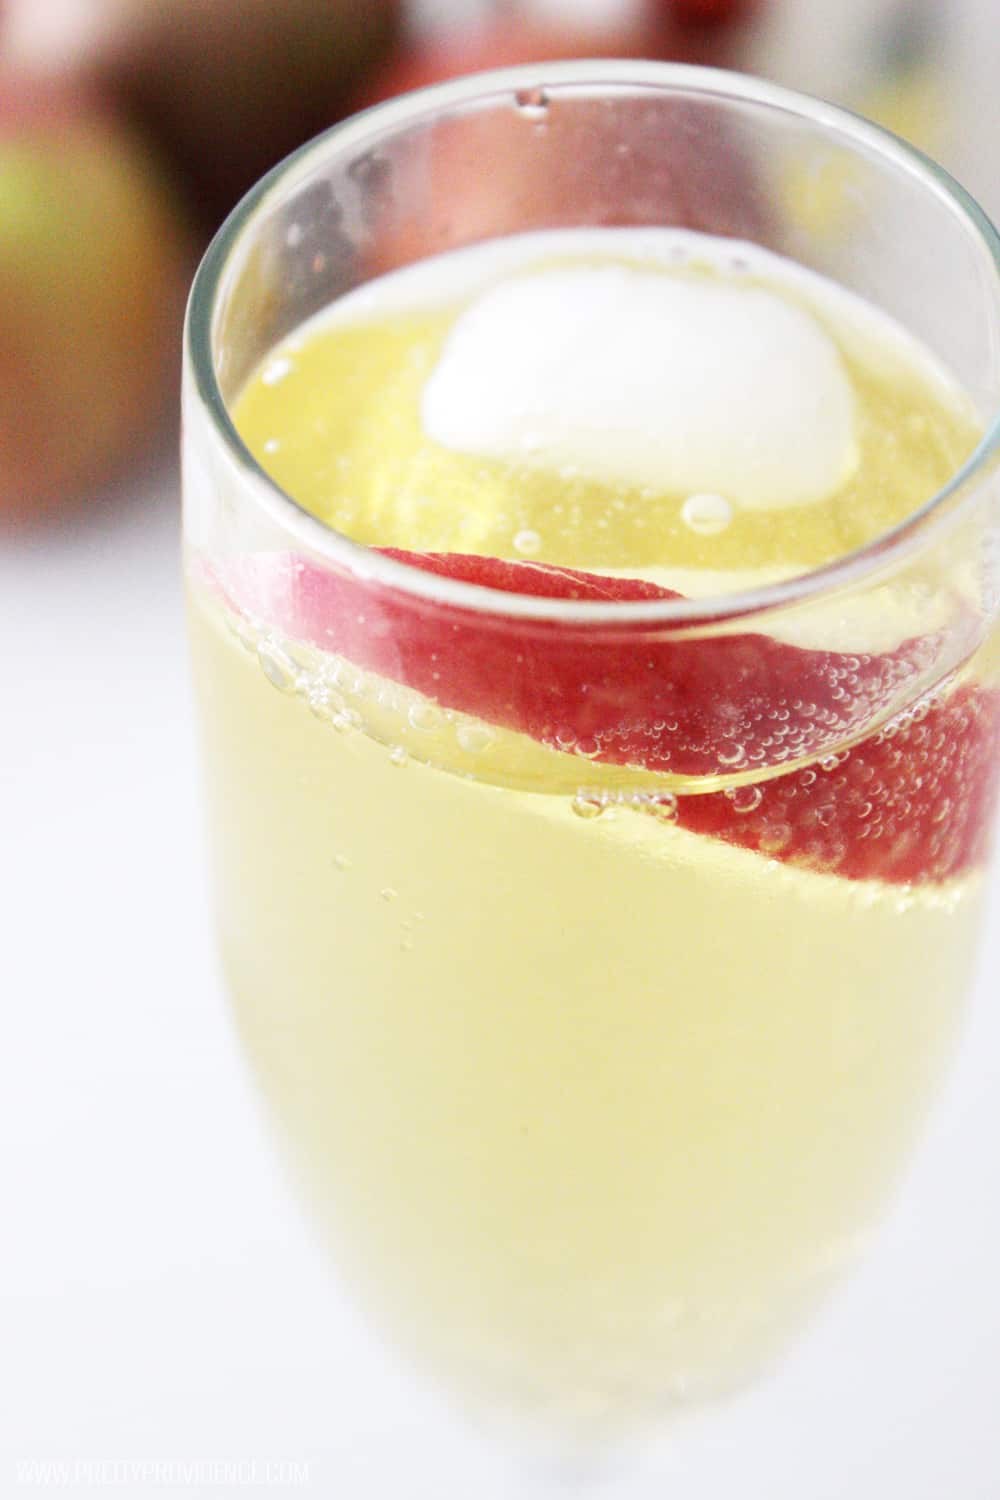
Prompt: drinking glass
<box><xmin>183</xmin><ymin>61</ymin><xmax>1000</xmax><ymax>1482</ymax></box>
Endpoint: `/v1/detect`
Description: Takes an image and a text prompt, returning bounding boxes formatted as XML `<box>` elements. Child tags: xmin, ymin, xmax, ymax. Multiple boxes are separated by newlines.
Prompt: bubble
<box><xmin>263</xmin><ymin>438</ymin><xmax>281</xmax><ymax>455</ymax></box>
<box><xmin>573</xmin><ymin>737</ymin><xmax>602</xmax><ymax>761</ymax></box>
<box><xmin>457</xmin><ymin>722</ymin><xmax>495</xmax><ymax>754</ymax></box>
<box><xmin>331</xmin><ymin>708</ymin><xmax>361</xmax><ymax>735</ymax></box>
<box><xmin>572</xmin><ymin>791</ymin><xmax>606</xmax><ymax>820</ymax></box>
<box><xmin>308</xmin><ymin>684</ymin><xmax>346</xmax><ymax>722</ymax></box>
<box><xmin>330</xmin><ymin>661</ymin><xmax>364</xmax><ymax>697</ymax></box>
<box><xmin>333</xmin><ymin>854</ymin><xmax>351</xmax><ymax>871</ymax></box>
<box><xmin>380</xmin><ymin>887</ymin><xmax>398</xmax><ymax>903</ymax></box>
<box><xmin>717</xmin><ymin>742</ymin><xmax>746</xmax><ymax>767</ymax></box>
<box><xmin>759</xmin><ymin>823</ymin><xmax>792</xmax><ymax>855</ymax></box>
<box><xmin>262</xmin><ymin>356</ymin><xmax>294</xmax><ymax>386</ymax></box>
<box><xmin>637</xmin><ymin>791</ymin><xmax>679</xmax><ymax>824</ymax></box>
<box><xmin>681</xmin><ymin>492</ymin><xmax>733</xmax><ymax>536</ymax></box>
<box><xmin>228</xmin><ymin>614</ymin><xmax>258</xmax><ymax>653</ymax></box>
<box><xmin>257</xmin><ymin>638</ymin><xmax>298</xmax><ymax>692</ymax></box>
<box><xmin>513</xmin><ymin>528</ymin><xmax>543</xmax><ymax>556</ymax></box>
<box><xmin>515</xmin><ymin>85</ymin><xmax>549</xmax><ymax>120</ymax></box>
<box><xmin>726</xmin><ymin>785</ymin><xmax>763</xmax><ymax>814</ymax></box>
<box><xmin>408</xmin><ymin>702</ymin><xmax>441</xmax><ymax>733</ymax></box>
<box><xmin>389</xmin><ymin>746</ymin><xmax>409</xmax><ymax>768</ymax></box>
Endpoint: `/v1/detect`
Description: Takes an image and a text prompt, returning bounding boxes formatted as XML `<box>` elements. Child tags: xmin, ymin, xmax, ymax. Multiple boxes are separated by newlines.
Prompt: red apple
<box><xmin>360</xmin><ymin>16</ymin><xmax>664</xmax><ymax>110</ymax></box>
<box><xmin>0</xmin><ymin>78</ymin><xmax>192</xmax><ymax>522</ymax></box>
<box><xmin>0</xmin><ymin>0</ymin><xmax>403</xmax><ymax>224</ymax></box>
<box><xmin>356</xmin><ymin>17</ymin><xmax>764</xmax><ymax>275</ymax></box>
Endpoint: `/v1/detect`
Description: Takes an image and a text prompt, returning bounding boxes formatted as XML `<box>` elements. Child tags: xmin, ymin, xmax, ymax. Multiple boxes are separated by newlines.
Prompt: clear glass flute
<box><xmin>183</xmin><ymin>62</ymin><xmax>1000</xmax><ymax>1482</ymax></box>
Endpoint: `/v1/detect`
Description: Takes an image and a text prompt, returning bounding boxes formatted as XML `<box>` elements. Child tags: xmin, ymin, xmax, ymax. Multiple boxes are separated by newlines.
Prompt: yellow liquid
<box><xmin>188</xmin><ymin>233</ymin><xmax>992</xmax><ymax>1435</ymax></box>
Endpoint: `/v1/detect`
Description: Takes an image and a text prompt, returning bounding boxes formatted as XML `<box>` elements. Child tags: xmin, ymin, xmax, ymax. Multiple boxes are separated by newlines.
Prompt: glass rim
<box><xmin>185</xmin><ymin>58</ymin><xmax>1000</xmax><ymax>630</ymax></box>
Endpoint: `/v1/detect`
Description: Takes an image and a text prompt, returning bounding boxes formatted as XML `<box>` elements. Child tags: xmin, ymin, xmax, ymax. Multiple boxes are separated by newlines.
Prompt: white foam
<box><xmin>421</xmin><ymin>265</ymin><xmax>859</xmax><ymax>510</ymax></box>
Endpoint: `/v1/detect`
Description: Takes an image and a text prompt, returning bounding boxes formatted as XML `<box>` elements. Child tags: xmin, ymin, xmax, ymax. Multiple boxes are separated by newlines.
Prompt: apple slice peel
<box><xmin>209</xmin><ymin>548</ymin><xmax>999</xmax><ymax>884</ymax></box>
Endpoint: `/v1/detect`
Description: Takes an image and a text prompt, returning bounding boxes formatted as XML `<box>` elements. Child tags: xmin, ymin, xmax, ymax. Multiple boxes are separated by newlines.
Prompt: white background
<box><xmin>4</xmin><ymin>1</ymin><xmax>1000</xmax><ymax>1492</ymax></box>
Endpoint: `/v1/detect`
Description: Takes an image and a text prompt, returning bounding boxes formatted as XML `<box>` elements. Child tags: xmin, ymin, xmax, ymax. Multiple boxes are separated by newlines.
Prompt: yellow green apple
<box><xmin>0</xmin><ymin>80</ymin><xmax>192</xmax><ymax>520</ymax></box>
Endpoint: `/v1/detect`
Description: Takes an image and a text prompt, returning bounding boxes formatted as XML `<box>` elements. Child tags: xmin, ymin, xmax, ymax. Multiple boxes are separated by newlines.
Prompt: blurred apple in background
<box><xmin>362</xmin><ymin>16</ymin><xmax>656</xmax><ymax>108</ymax></box>
<box><xmin>359</xmin><ymin>23</ymin><xmax>657</xmax><ymax>131</ymax></box>
<box><xmin>664</xmin><ymin>0</ymin><xmax>762</xmax><ymax>25</ymax></box>
<box><xmin>0</xmin><ymin>78</ymin><xmax>192</xmax><ymax>523</ymax></box>
<box><xmin>0</xmin><ymin>0</ymin><xmax>401</xmax><ymax>523</ymax></box>
<box><xmin>1</xmin><ymin>0</ymin><xmax>403</xmax><ymax>224</ymax></box>
<box><xmin>364</xmin><ymin>0</ymin><xmax>759</xmax><ymax>106</ymax></box>
<box><xmin>359</xmin><ymin>0</ymin><xmax>764</xmax><ymax>275</ymax></box>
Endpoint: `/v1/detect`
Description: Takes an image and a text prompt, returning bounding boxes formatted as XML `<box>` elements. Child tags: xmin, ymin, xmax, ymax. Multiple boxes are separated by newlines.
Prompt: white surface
<box><xmin>2</xmin><ymin>461</ymin><xmax>999</xmax><ymax>1497</ymax></box>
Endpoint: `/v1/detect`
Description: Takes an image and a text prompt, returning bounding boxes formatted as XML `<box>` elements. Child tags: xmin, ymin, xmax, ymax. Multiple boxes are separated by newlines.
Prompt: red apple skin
<box><xmin>659</xmin><ymin>0</ymin><xmax>763</xmax><ymax>28</ymax></box>
<box><xmin>0</xmin><ymin>79</ymin><xmax>193</xmax><ymax>523</ymax></box>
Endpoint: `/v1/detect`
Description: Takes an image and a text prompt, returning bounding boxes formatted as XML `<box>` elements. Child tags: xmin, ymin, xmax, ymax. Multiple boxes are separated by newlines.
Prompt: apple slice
<box><xmin>209</xmin><ymin>549</ymin><xmax>998</xmax><ymax>883</ymax></box>
<box><xmin>211</xmin><ymin>549</ymin><xmax>948</xmax><ymax>779</ymax></box>
<box><xmin>676</xmin><ymin>684</ymin><xmax>1000</xmax><ymax>884</ymax></box>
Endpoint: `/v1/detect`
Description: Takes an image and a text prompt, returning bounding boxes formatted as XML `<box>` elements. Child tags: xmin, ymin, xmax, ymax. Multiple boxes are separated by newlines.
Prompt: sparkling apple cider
<box><xmin>186</xmin><ymin>229</ymin><xmax>999</xmax><ymax>1432</ymax></box>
